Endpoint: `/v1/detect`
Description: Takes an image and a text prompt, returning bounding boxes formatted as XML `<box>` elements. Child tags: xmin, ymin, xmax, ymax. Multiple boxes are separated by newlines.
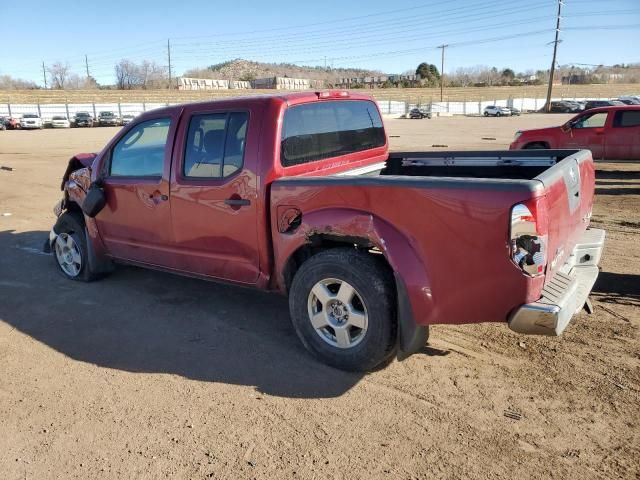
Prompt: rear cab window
<box><xmin>280</xmin><ymin>100</ymin><xmax>385</xmax><ymax>167</ymax></box>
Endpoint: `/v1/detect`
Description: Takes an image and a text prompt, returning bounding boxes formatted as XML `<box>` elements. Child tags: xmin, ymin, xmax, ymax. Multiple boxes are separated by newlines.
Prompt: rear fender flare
<box><xmin>276</xmin><ymin>208</ymin><xmax>433</xmax><ymax>355</ymax></box>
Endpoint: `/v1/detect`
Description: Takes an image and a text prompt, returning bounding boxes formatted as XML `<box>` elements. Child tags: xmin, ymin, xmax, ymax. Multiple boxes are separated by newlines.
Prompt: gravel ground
<box><xmin>0</xmin><ymin>114</ymin><xmax>638</xmax><ymax>479</ymax></box>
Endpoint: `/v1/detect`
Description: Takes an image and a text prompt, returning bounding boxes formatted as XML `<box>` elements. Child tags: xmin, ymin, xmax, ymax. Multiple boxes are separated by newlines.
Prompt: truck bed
<box><xmin>271</xmin><ymin>149</ymin><xmax>595</xmax><ymax>329</ymax></box>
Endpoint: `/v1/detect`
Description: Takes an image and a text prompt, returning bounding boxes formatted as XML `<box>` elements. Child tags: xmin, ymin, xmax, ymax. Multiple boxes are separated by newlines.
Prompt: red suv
<box><xmin>510</xmin><ymin>105</ymin><xmax>640</xmax><ymax>160</ymax></box>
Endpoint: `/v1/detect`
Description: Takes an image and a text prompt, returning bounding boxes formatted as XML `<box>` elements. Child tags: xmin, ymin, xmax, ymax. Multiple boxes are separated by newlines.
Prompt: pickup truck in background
<box><xmin>47</xmin><ymin>92</ymin><xmax>605</xmax><ymax>371</ymax></box>
<box><xmin>511</xmin><ymin>105</ymin><xmax>640</xmax><ymax>160</ymax></box>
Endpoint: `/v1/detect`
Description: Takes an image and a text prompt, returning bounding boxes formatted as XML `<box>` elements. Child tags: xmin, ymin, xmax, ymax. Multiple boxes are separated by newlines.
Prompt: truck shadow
<box><xmin>593</xmin><ymin>271</ymin><xmax>640</xmax><ymax>305</ymax></box>
<box><xmin>0</xmin><ymin>229</ymin><xmax>364</xmax><ymax>399</ymax></box>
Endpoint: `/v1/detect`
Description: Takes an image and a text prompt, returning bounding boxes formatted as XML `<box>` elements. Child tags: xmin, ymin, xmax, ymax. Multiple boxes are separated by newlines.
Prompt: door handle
<box><xmin>224</xmin><ymin>198</ymin><xmax>251</xmax><ymax>206</ymax></box>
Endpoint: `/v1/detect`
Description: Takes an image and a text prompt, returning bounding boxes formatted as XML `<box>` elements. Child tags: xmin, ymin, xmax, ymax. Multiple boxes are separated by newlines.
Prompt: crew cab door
<box><xmin>94</xmin><ymin>112</ymin><xmax>179</xmax><ymax>265</ymax></box>
<box><xmin>169</xmin><ymin>106</ymin><xmax>260</xmax><ymax>284</ymax></box>
<box><xmin>606</xmin><ymin>109</ymin><xmax>640</xmax><ymax>160</ymax></box>
<box><xmin>565</xmin><ymin>111</ymin><xmax>608</xmax><ymax>160</ymax></box>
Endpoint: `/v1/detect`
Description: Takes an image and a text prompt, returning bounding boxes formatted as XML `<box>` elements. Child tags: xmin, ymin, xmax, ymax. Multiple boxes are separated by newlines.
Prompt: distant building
<box><xmin>334</xmin><ymin>74</ymin><xmax>421</xmax><ymax>88</ymax></box>
<box><xmin>229</xmin><ymin>80</ymin><xmax>251</xmax><ymax>89</ymax></box>
<box><xmin>250</xmin><ymin>77</ymin><xmax>319</xmax><ymax>90</ymax></box>
<box><xmin>176</xmin><ymin>77</ymin><xmax>229</xmax><ymax>90</ymax></box>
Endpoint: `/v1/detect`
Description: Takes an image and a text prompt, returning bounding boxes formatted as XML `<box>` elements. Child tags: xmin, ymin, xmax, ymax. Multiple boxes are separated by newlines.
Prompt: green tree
<box><xmin>415</xmin><ymin>62</ymin><xmax>441</xmax><ymax>87</ymax></box>
<box><xmin>501</xmin><ymin>68</ymin><xmax>515</xmax><ymax>80</ymax></box>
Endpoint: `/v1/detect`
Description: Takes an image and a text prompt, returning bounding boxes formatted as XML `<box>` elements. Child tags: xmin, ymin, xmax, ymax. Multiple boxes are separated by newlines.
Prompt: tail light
<box><xmin>510</xmin><ymin>199</ymin><xmax>548</xmax><ymax>276</ymax></box>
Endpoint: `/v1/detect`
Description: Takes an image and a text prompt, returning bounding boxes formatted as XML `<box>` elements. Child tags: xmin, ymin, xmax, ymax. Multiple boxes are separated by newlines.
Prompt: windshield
<box><xmin>52</xmin><ymin>116</ymin><xmax>67</xmax><ymax>120</ymax></box>
<box><xmin>76</xmin><ymin>112</ymin><xmax>90</xmax><ymax>117</ymax></box>
<box><xmin>23</xmin><ymin>114</ymin><xmax>38</xmax><ymax>118</ymax></box>
<box><xmin>100</xmin><ymin>112</ymin><xmax>114</xmax><ymax>117</ymax></box>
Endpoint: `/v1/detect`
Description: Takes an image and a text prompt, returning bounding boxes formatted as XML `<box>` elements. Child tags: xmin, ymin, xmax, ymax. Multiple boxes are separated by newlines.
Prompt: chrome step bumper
<box><xmin>508</xmin><ymin>228</ymin><xmax>605</xmax><ymax>336</ymax></box>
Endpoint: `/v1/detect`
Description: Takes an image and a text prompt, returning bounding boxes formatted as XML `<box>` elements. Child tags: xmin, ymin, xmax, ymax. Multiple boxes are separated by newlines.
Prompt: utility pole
<box><xmin>42</xmin><ymin>61</ymin><xmax>47</xmax><ymax>89</ymax></box>
<box><xmin>438</xmin><ymin>44</ymin><xmax>448</xmax><ymax>102</ymax></box>
<box><xmin>545</xmin><ymin>0</ymin><xmax>563</xmax><ymax>112</ymax></box>
<box><xmin>167</xmin><ymin>38</ymin><xmax>172</xmax><ymax>89</ymax></box>
<box><xmin>85</xmin><ymin>54</ymin><xmax>90</xmax><ymax>78</ymax></box>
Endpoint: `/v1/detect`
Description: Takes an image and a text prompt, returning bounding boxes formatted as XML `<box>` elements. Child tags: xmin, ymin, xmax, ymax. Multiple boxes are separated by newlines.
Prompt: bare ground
<box><xmin>0</xmin><ymin>114</ymin><xmax>638</xmax><ymax>479</ymax></box>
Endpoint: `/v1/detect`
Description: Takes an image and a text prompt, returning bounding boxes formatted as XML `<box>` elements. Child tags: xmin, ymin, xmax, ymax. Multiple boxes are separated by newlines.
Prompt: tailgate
<box><xmin>536</xmin><ymin>150</ymin><xmax>595</xmax><ymax>284</ymax></box>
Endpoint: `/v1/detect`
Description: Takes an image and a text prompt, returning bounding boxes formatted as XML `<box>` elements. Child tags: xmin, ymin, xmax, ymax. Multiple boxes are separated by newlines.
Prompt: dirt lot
<box><xmin>0</xmin><ymin>115</ymin><xmax>638</xmax><ymax>479</ymax></box>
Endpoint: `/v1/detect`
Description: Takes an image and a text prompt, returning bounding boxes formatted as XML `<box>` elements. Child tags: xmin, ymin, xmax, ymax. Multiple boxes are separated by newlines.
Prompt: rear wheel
<box><xmin>289</xmin><ymin>248</ymin><xmax>397</xmax><ymax>371</ymax></box>
<box><xmin>484</xmin><ymin>112</ymin><xmax>489</xmax><ymax>117</ymax></box>
<box><xmin>496</xmin><ymin>112</ymin><xmax>502</xmax><ymax>117</ymax></box>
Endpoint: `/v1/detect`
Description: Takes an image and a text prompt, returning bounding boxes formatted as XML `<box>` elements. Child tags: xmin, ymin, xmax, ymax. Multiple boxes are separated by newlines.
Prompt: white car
<box><xmin>20</xmin><ymin>113</ymin><xmax>43</xmax><ymax>129</ymax></box>
<box><xmin>121</xmin><ymin>114</ymin><xmax>137</xmax><ymax>125</ymax></box>
<box><xmin>51</xmin><ymin>115</ymin><xmax>71</xmax><ymax>128</ymax></box>
<box><xmin>483</xmin><ymin>105</ymin><xmax>512</xmax><ymax>117</ymax></box>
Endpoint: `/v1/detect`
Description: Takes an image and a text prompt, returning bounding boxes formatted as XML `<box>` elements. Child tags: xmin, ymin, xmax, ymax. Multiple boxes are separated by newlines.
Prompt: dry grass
<box><xmin>0</xmin><ymin>83</ymin><xmax>637</xmax><ymax>104</ymax></box>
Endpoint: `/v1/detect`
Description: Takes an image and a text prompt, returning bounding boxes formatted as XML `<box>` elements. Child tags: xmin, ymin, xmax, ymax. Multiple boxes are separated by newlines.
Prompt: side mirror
<box><xmin>82</xmin><ymin>181</ymin><xmax>106</xmax><ymax>218</ymax></box>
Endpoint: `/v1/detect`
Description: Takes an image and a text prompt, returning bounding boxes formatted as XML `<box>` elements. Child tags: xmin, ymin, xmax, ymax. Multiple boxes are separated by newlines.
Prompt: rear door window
<box><xmin>280</xmin><ymin>100</ymin><xmax>385</xmax><ymax>167</ymax></box>
<box><xmin>183</xmin><ymin>112</ymin><xmax>248</xmax><ymax>178</ymax></box>
<box><xmin>110</xmin><ymin>118</ymin><xmax>170</xmax><ymax>177</ymax></box>
<box><xmin>613</xmin><ymin>110</ymin><xmax>640</xmax><ymax>128</ymax></box>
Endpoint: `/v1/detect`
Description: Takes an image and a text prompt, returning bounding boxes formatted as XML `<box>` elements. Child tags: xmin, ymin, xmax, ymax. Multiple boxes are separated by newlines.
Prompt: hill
<box><xmin>182</xmin><ymin>59</ymin><xmax>383</xmax><ymax>82</ymax></box>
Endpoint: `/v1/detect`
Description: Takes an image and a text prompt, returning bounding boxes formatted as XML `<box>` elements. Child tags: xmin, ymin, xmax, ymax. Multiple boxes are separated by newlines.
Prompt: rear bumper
<box><xmin>508</xmin><ymin>228</ymin><xmax>605</xmax><ymax>336</ymax></box>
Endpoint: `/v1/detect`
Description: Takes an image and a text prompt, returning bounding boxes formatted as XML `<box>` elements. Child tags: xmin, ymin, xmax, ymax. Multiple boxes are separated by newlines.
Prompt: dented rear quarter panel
<box><xmin>270</xmin><ymin>176</ymin><xmax>546</xmax><ymax>326</ymax></box>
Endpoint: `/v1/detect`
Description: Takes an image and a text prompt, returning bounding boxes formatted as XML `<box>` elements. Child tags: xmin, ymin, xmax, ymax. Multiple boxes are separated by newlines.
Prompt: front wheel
<box><xmin>289</xmin><ymin>248</ymin><xmax>397</xmax><ymax>371</ymax></box>
<box><xmin>484</xmin><ymin>112</ymin><xmax>489</xmax><ymax>117</ymax></box>
<box><xmin>52</xmin><ymin>212</ymin><xmax>101</xmax><ymax>282</ymax></box>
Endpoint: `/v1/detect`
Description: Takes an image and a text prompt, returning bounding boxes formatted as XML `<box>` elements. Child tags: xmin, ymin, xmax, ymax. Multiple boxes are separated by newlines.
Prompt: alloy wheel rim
<box><xmin>54</xmin><ymin>233</ymin><xmax>82</xmax><ymax>277</ymax></box>
<box><xmin>307</xmin><ymin>278</ymin><xmax>368</xmax><ymax>349</ymax></box>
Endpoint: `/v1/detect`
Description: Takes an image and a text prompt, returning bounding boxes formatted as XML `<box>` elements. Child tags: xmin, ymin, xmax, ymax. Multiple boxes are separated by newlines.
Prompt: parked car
<box><xmin>408</xmin><ymin>108</ymin><xmax>432</xmax><ymax>119</ymax></box>
<box><xmin>615</xmin><ymin>97</ymin><xmax>640</xmax><ymax>105</ymax></box>
<box><xmin>583</xmin><ymin>100</ymin><xmax>624</xmax><ymax>110</ymax></box>
<box><xmin>73</xmin><ymin>112</ymin><xmax>94</xmax><ymax>127</ymax></box>
<box><xmin>543</xmin><ymin>101</ymin><xmax>580</xmax><ymax>113</ymax></box>
<box><xmin>121</xmin><ymin>114</ymin><xmax>137</xmax><ymax>125</ymax></box>
<box><xmin>2</xmin><ymin>116</ymin><xmax>20</xmax><ymax>129</ymax></box>
<box><xmin>483</xmin><ymin>105</ymin><xmax>511</xmax><ymax>116</ymax></box>
<box><xmin>20</xmin><ymin>113</ymin><xmax>43</xmax><ymax>129</ymax></box>
<box><xmin>47</xmin><ymin>92</ymin><xmax>604</xmax><ymax>371</ymax></box>
<box><xmin>98</xmin><ymin>111</ymin><xmax>121</xmax><ymax>126</ymax></box>
<box><xmin>51</xmin><ymin>115</ymin><xmax>71</xmax><ymax>128</ymax></box>
<box><xmin>506</xmin><ymin>107</ymin><xmax>521</xmax><ymax>116</ymax></box>
<box><xmin>510</xmin><ymin>105</ymin><xmax>640</xmax><ymax>160</ymax></box>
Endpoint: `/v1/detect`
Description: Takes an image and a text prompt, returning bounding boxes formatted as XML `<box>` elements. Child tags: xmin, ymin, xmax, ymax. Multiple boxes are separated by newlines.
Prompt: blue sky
<box><xmin>2</xmin><ymin>0</ymin><xmax>639</xmax><ymax>85</ymax></box>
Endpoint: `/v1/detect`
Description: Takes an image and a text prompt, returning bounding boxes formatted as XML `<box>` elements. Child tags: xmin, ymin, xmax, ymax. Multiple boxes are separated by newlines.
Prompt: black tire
<box><xmin>484</xmin><ymin>112</ymin><xmax>489</xmax><ymax>117</ymax></box>
<box><xmin>496</xmin><ymin>112</ymin><xmax>502</xmax><ymax>117</ymax></box>
<box><xmin>289</xmin><ymin>248</ymin><xmax>397</xmax><ymax>371</ymax></box>
<box><xmin>51</xmin><ymin>211</ymin><xmax>101</xmax><ymax>282</ymax></box>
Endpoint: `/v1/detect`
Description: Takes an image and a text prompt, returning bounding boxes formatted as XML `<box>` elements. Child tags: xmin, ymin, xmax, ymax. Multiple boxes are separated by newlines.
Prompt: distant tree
<box><xmin>415</xmin><ymin>62</ymin><xmax>440</xmax><ymax>87</ymax></box>
<box><xmin>501</xmin><ymin>68</ymin><xmax>515</xmax><ymax>80</ymax></box>
<box><xmin>0</xmin><ymin>74</ymin><xmax>38</xmax><ymax>89</ymax></box>
<box><xmin>115</xmin><ymin>60</ymin><xmax>139</xmax><ymax>89</ymax></box>
<box><xmin>48</xmin><ymin>62</ymin><xmax>71</xmax><ymax>89</ymax></box>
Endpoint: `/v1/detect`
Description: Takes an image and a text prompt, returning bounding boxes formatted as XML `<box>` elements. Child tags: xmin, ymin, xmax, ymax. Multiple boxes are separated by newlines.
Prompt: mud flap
<box><xmin>395</xmin><ymin>273</ymin><xmax>429</xmax><ymax>360</ymax></box>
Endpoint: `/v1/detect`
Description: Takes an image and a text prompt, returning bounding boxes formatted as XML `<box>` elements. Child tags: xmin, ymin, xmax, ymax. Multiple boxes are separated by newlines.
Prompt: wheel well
<box><xmin>282</xmin><ymin>235</ymin><xmax>394</xmax><ymax>294</ymax></box>
<box><xmin>524</xmin><ymin>141</ymin><xmax>550</xmax><ymax>149</ymax></box>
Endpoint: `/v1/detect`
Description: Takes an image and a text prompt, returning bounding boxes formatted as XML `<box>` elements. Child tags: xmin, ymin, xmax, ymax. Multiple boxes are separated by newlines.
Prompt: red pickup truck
<box><xmin>510</xmin><ymin>105</ymin><xmax>640</xmax><ymax>160</ymax></box>
<box><xmin>48</xmin><ymin>91</ymin><xmax>605</xmax><ymax>371</ymax></box>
